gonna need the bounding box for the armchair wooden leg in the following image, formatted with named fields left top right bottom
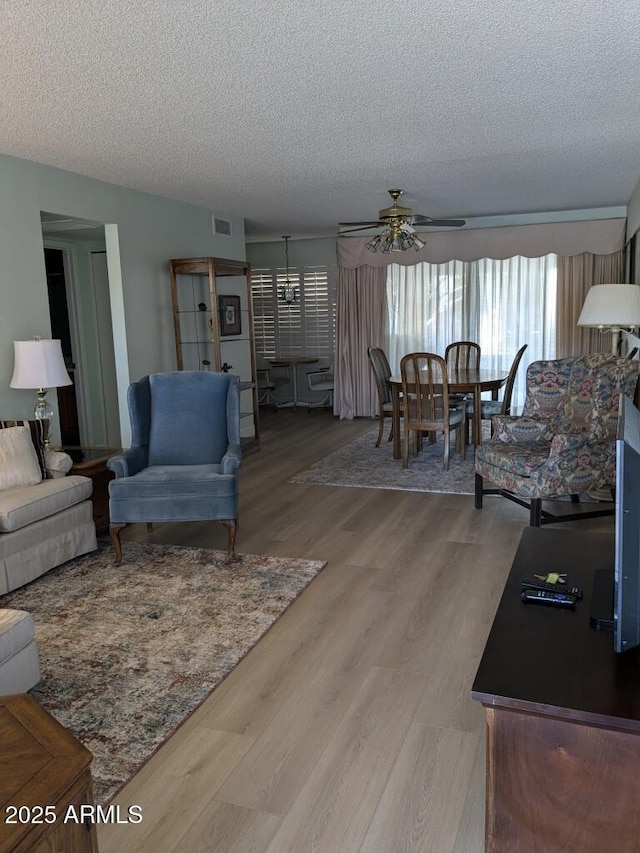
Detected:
left=570, top=494, right=580, bottom=504
left=530, top=499, right=542, bottom=527
left=109, top=523, right=126, bottom=565
left=220, top=520, right=237, bottom=559
left=146, top=522, right=154, bottom=531
left=475, top=473, right=484, bottom=509
left=375, top=413, right=385, bottom=447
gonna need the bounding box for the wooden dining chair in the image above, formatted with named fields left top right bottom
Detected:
left=367, top=346, right=395, bottom=446
left=445, top=341, right=481, bottom=370
left=465, top=344, right=528, bottom=441
left=400, top=352, right=466, bottom=470
left=444, top=340, right=482, bottom=413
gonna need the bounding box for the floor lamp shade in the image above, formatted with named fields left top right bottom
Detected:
left=577, top=284, right=640, bottom=354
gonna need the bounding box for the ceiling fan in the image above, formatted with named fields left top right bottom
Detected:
left=338, top=189, right=466, bottom=253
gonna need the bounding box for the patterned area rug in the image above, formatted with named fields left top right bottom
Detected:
left=287, top=424, right=476, bottom=494
left=1, top=541, right=326, bottom=804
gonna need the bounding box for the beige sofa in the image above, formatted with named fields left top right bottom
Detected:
left=0, top=609, right=40, bottom=693
left=0, top=422, right=97, bottom=595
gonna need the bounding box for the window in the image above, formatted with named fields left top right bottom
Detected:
left=251, top=265, right=336, bottom=359
left=386, top=256, right=557, bottom=408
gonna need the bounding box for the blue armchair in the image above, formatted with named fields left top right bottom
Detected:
left=107, top=371, right=242, bottom=563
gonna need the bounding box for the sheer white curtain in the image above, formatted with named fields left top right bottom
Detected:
left=386, top=256, right=557, bottom=409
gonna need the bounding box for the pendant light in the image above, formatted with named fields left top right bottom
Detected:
left=279, top=235, right=298, bottom=304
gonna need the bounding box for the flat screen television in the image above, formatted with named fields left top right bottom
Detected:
left=614, top=394, right=640, bottom=652
left=591, top=394, right=640, bottom=652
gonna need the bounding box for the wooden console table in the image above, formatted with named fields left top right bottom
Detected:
left=472, top=526, right=640, bottom=852
left=67, top=447, right=119, bottom=535
left=0, top=693, right=98, bottom=852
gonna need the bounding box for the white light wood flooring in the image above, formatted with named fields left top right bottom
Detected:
left=98, top=409, right=613, bottom=853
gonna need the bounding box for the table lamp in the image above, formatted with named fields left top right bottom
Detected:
left=10, top=338, right=72, bottom=448
left=577, top=284, right=640, bottom=354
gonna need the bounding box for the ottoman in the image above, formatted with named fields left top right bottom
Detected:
left=0, top=609, right=40, bottom=695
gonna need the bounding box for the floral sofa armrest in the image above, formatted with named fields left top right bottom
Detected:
left=44, top=449, right=73, bottom=479
left=492, top=414, right=556, bottom=444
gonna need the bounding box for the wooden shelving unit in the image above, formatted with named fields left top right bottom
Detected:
left=168, top=257, right=260, bottom=452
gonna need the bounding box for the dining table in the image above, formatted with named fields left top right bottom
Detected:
left=389, top=367, right=509, bottom=459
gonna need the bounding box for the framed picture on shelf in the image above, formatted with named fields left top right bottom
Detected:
left=218, top=294, right=242, bottom=335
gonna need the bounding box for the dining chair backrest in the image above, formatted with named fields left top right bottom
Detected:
left=400, top=352, right=450, bottom=428
left=500, top=344, right=528, bottom=415
left=445, top=341, right=481, bottom=370
left=368, top=346, right=392, bottom=405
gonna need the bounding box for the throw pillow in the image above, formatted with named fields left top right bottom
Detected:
left=0, top=426, right=43, bottom=491
left=0, top=419, right=48, bottom=478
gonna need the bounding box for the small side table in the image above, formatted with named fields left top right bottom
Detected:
left=66, top=447, right=119, bottom=535
left=0, top=693, right=98, bottom=852
left=268, top=358, right=318, bottom=410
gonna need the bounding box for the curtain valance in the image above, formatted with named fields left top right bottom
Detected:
left=337, top=218, right=626, bottom=268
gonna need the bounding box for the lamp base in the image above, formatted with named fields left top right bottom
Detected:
left=34, top=389, right=53, bottom=449
left=610, top=327, right=621, bottom=355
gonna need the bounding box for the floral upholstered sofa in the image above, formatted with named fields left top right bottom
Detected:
left=0, top=420, right=97, bottom=594
left=474, top=354, right=640, bottom=526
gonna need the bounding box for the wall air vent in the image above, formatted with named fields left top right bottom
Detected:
left=213, top=216, right=232, bottom=237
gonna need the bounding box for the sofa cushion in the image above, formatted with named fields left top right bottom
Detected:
left=0, top=420, right=48, bottom=478
left=0, top=475, right=92, bottom=533
left=0, top=609, right=35, bottom=663
left=0, top=426, right=43, bottom=491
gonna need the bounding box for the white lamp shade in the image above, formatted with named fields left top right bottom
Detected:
left=577, top=284, right=640, bottom=328
left=10, top=339, right=72, bottom=389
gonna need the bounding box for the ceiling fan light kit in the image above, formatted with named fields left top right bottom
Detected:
left=339, top=188, right=465, bottom=253
left=367, top=225, right=425, bottom=254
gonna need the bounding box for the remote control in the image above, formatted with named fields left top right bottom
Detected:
left=521, top=589, right=578, bottom=608
left=521, top=579, right=583, bottom=599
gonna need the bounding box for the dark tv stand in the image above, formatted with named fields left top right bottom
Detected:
left=472, top=527, right=640, bottom=852
left=590, top=566, right=615, bottom=631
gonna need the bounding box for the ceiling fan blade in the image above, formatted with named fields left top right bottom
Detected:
left=338, top=224, right=385, bottom=234
left=411, top=217, right=466, bottom=227
left=337, top=220, right=384, bottom=227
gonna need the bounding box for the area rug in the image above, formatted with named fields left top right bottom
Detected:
left=1, top=541, right=326, bottom=804
left=287, top=424, right=476, bottom=494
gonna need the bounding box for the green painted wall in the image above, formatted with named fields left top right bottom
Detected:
left=0, top=153, right=245, bottom=445
left=247, top=237, right=337, bottom=269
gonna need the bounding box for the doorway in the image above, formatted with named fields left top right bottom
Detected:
left=41, top=212, right=122, bottom=449
left=44, top=247, right=81, bottom=445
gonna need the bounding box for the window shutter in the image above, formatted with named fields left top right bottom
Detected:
left=251, top=265, right=336, bottom=360
left=251, top=269, right=277, bottom=358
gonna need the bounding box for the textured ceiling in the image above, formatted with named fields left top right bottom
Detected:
left=1, top=0, right=640, bottom=240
